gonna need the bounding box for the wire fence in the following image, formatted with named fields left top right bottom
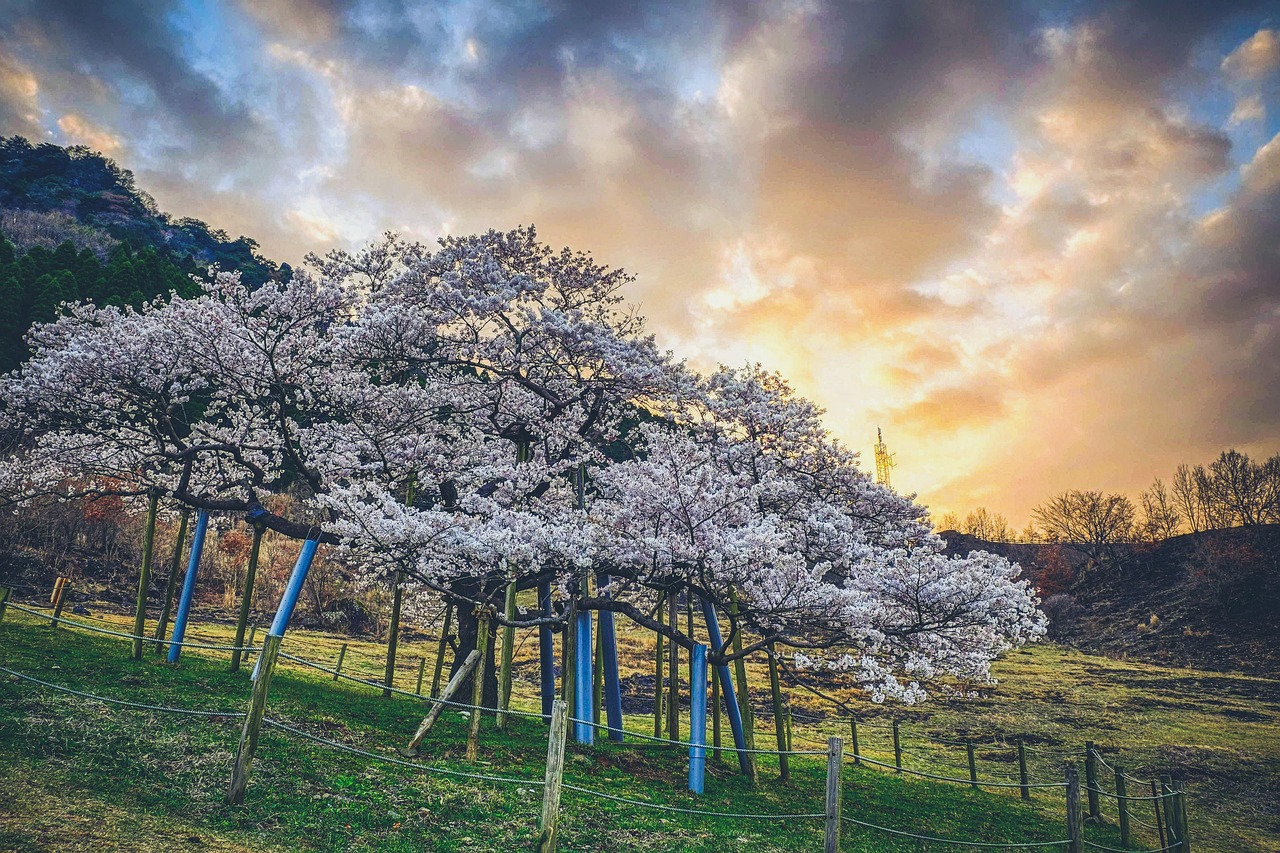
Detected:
left=1, top=598, right=1187, bottom=851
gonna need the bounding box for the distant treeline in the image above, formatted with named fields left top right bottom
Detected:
left=940, top=447, right=1280, bottom=549
left=0, top=136, right=287, bottom=373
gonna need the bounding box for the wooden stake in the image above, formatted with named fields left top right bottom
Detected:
left=333, top=643, right=347, bottom=681
left=1152, top=779, right=1167, bottom=851
left=415, top=656, right=427, bottom=696
left=467, top=613, right=490, bottom=760
left=728, top=590, right=757, bottom=784
left=1115, top=764, right=1130, bottom=848
left=131, top=492, right=159, bottom=659
left=230, top=522, right=264, bottom=673
left=892, top=719, right=902, bottom=771
left=1018, top=740, right=1030, bottom=800
left=537, top=700, right=568, bottom=853
left=766, top=642, right=789, bottom=781
left=383, top=572, right=403, bottom=698
left=226, top=634, right=281, bottom=804
left=1174, top=780, right=1190, bottom=853
left=153, top=508, right=190, bottom=654
left=824, top=736, right=844, bottom=853
left=0, top=586, right=10, bottom=622
left=404, top=649, right=481, bottom=754
left=430, top=603, right=453, bottom=699
left=497, top=578, right=517, bottom=729
left=1085, top=741, right=1101, bottom=823
left=667, top=592, right=679, bottom=740
left=711, top=664, right=722, bottom=762
left=653, top=592, right=664, bottom=738
left=50, top=579, right=68, bottom=629
left=850, top=719, right=861, bottom=764
left=1065, top=765, right=1083, bottom=853
left=967, top=742, right=978, bottom=789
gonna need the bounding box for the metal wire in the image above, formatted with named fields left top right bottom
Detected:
left=560, top=783, right=825, bottom=820
left=263, top=718, right=546, bottom=788
left=1086, top=784, right=1175, bottom=802
left=841, top=815, right=1070, bottom=848
left=0, top=664, right=246, bottom=717
left=1083, top=840, right=1181, bottom=852
left=853, top=753, right=1068, bottom=788
left=6, top=603, right=260, bottom=652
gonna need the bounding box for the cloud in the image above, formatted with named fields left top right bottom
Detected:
left=1222, top=28, right=1280, bottom=80
left=55, top=113, right=121, bottom=154
left=0, top=47, right=44, bottom=139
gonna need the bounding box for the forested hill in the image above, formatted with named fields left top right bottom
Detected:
left=0, top=136, right=285, bottom=373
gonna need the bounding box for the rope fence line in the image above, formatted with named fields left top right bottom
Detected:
left=1083, top=840, right=1182, bottom=853
left=853, top=753, right=1069, bottom=789
left=560, top=784, right=825, bottom=820
left=0, top=664, right=246, bottom=717
left=841, top=815, right=1071, bottom=849
left=1086, top=784, right=1174, bottom=803
left=5, top=602, right=261, bottom=653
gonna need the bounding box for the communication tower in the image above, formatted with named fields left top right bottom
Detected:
left=874, top=427, right=896, bottom=489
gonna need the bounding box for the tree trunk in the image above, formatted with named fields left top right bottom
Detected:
left=449, top=598, right=499, bottom=712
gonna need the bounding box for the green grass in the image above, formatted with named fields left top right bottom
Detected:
left=0, top=606, right=1133, bottom=852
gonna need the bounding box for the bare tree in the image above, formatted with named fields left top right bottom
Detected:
left=963, top=506, right=1013, bottom=542
left=1138, top=478, right=1182, bottom=542
left=1171, top=464, right=1204, bottom=533
left=1032, top=490, right=1135, bottom=570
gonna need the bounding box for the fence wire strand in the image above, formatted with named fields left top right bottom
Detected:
left=840, top=815, right=1070, bottom=848
left=0, top=664, right=246, bottom=717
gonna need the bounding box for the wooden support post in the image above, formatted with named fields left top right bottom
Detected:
left=701, top=598, right=751, bottom=777
left=383, top=572, right=403, bottom=698
left=226, top=633, right=282, bottom=804
left=131, top=492, right=159, bottom=659
left=593, top=611, right=604, bottom=727
left=154, top=508, right=190, bottom=654
left=562, top=600, right=576, bottom=719
left=230, top=522, right=264, bottom=673
left=1085, top=741, right=1101, bottom=823
left=711, top=666, right=721, bottom=762
left=167, top=509, right=210, bottom=663
left=245, top=626, right=257, bottom=665
left=1115, top=764, right=1130, bottom=849
left=653, top=593, right=664, bottom=738
left=824, top=736, right=844, bottom=853
left=892, top=719, right=903, bottom=771
left=0, top=586, right=9, bottom=622
left=1152, top=779, right=1167, bottom=851
left=728, top=592, right=757, bottom=784
left=1160, top=776, right=1180, bottom=851
left=333, top=643, right=348, bottom=681
left=538, top=582, right=555, bottom=720
left=850, top=719, right=861, bottom=765
left=667, top=593, right=679, bottom=741
left=467, top=614, right=490, bottom=760
left=537, top=699, right=568, bottom=853
left=1065, top=765, right=1083, bottom=853
left=785, top=707, right=793, bottom=753
left=967, top=742, right=978, bottom=789
left=415, top=656, right=427, bottom=696
left=404, top=649, right=481, bottom=754
left=50, top=578, right=68, bottom=628
left=1018, top=740, right=1030, bottom=800
left=497, top=578, right=517, bottom=729
left=1174, top=780, right=1190, bottom=853
left=431, top=603, right=453, bottom=699
left=767, top=642, right=789, bottom=781
left=688, top=643, right=707, bottom=794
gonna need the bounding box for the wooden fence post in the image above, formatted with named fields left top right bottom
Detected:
left=0, top=586, right=10, bottom=622
left=227, top=633, right=282, bottom=804
left=153, top=508, right=190, bottom=655
left=498, top=578, right=517, bottom=729
left=785, top=707, right=793, bottom=753
left=967, top=742, right=978, bottom=789
left=383, top=572, right=403, bottom=698
left=766, top=643, right=789, bottom=781
left=824, top=736, right=844, bottom=853
left=230, top=521, right=264, bottom=673
left=131, top=492, right=159, bottom=659
left=1174, top=780, right=1190, bottom=853
left=1085, top=741, right=1101, bottom=823
left=1115, top=764, right=1130, bottom=848
left=415, top=656, right=427, bottom=696
left=538, top=699, right=568, bottom=853
left=1152, top=779, right=1167, bottom=851
left=653, top=592, right=664, bottom=739
left=467, top=614, right=490, bottom=760
left=50, top=579, right=68, bottom=629
left=667, top=593, right=679, bottom=741
left=711, top=667, right=721, bottom=763
left=892, top=719, right=902, bottom=771
left=431, top=603, right=453, bottom=699
left=1018, top=740, right=1030, bottom=800
left=333, top=643, right=347, bottom=681
left=1065, top=765, right=1083, bottom=853
left=1161, top=775, right=1176, bottom=849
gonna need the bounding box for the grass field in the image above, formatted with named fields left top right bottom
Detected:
left=0, top=599, right=1275, bottom=851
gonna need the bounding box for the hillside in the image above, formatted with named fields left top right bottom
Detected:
left=0, top=137, right=283, bottom=372
left=942, top=526, right=1280, bottom=675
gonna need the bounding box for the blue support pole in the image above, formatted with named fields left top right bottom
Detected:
left=166, top=509, right=209, bottom=663
left=689, top=643, right=708, bottom=794
left=574, top=609, right=594, bottom=744
left=539, top=580, right=555, bottom=719
left=251, top=535, right=320, bottom=680
left=598, top=574, right=624, bottom=742
left=700, top=598, right=750, bottom=774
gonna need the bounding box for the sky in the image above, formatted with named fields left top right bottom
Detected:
left=2, top=0, right=1279, bottom=526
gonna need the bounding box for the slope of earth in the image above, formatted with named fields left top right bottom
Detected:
left=942, top=526, right=1280, bottom=676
